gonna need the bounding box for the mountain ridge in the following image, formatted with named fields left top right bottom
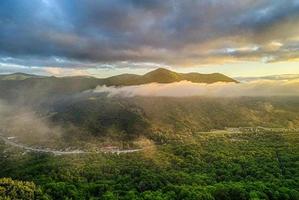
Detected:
left=0, top=68, right=238, bottom=102
left=0, top=68, right=237, bottom=85
left=103, top=68, right=238, bottom=86
left=0, top=72, right=44, bottom=80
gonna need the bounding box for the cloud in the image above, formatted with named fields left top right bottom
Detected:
left=0, top=0, right=299, bottom=68
left=237, top=74, right=299, bottom=82
left=93, top=80, right=299, bottom=97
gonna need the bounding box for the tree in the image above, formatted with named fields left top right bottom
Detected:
left=0, top=178, right=47, bottom=200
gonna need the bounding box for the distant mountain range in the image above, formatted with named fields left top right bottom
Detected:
left=0, top=72, right=43, bottom=80
left=0, top=68, right=237, bottom=84
left=103, top=68, right=237, bottom=85
left=0, top=68, right=237, bottom=103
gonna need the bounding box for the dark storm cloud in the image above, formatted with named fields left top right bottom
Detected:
left=0, top=0, right=299, bottom=70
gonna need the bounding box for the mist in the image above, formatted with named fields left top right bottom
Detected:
left=0, top=100, right=64, bottom=148
left=93, top=79, right=299, bottom=97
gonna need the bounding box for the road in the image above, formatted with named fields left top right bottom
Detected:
left=0, top=134, right=143, bottom=155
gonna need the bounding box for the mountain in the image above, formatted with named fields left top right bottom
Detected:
left=0, top=68, right=237, bottom=103
left=0, top=68, right=237, bottom=86
left=104, top=68, right=238, bottom=86
left=1, top=72, right=299, bottom=200
left=50, top=96, right=299, bottom=139
left=0, top=72, right=43, bottom=80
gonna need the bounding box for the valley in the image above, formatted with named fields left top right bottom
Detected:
left=0, top=133, right=143, bottom=155
left=2, top=126, right=296, bottom=156
left=2, top=1, right=299, bottom=199
left=1, top=125, right=298, bottom=199
left=0, top=71, right=298, bottom=199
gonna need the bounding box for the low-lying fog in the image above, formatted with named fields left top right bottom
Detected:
left=1, top=78, right=299, bottom=152
left=0, top=101, right=63, bottom=143
left=93, top=79, right=299, bottom=97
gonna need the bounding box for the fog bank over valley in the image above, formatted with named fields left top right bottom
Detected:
left=93, top=79, right=299, bottom=97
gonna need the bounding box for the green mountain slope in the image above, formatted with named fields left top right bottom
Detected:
left=50, top=96, right=299, bottom=140
left=104, top=68, right=237, bottom=86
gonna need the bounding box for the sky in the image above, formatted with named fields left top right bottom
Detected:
left=0, top=0, right=299, bottom=77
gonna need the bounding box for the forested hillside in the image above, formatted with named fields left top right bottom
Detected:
left=0, top=73, right=298, bottom=200
left=1, top=128, right=298, bottom=199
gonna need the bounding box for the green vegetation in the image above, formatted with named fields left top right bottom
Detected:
left=101, top=68, right=237, bottom=86
left=0, top=178, right=46, bottom=199
left=0, top=72, right=298, bottom=199
left=0, top=129, right=298, bottom=199
left=131, top=96, right=299, bottom=132
left=52, top=96, right=149, bottom=140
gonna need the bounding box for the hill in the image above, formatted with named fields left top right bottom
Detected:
left=0, top=68, right=237, bottom=86
left=0, top=76, right=101, bottom=104
left=49, top=96, right=299, bottom=141
left=0, top=71, right=298, bottom=200
left=0, top=68, right=237, bottom=103
left=0, top=72, right=43, bottom=80
left=1, top=95, right=299, bottom=200
left=104, top=68, right=237, bottom=86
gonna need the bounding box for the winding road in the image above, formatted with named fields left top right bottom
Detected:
left=0, top=134, right=142, bottom=155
